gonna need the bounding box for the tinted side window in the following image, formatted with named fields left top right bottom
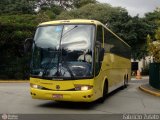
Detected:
left=95, top=25, right=103, bottom=76
left=104, top=29, right=111, bottom=52
left=97, top=25, right=103, bottom=45
left=104, top=29, right=130, bottom=59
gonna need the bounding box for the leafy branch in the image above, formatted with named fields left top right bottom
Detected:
left=147, top=28, right=160, bottom=63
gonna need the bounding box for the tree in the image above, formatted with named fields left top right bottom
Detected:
left=73, top=0, right=97, bottom=8
left=57, top=3, right=128, bottom=23
left=0, top=14, right=38, bottom=79
left=35, top=0, right=97, bottom=10
left=147, top=28, right=160, bottom=63
left=57, top=3, right=160, bottom=60
left=144, top=8, right=160, bottom=38
left=0, top=0, right=35, bottom=14
left=34, top=0, right=68, bottom=11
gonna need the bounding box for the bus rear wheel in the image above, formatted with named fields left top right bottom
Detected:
left=123, top=75, right=128, bottom=88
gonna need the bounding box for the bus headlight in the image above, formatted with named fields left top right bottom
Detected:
left=30, top=84, right=43, bottom=89
left=74, top=85, right=93, bottom=91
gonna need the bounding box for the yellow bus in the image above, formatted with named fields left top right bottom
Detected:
left=27, top=19, right=131, bottom=102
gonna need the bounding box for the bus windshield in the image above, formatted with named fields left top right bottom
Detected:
left=31, top=24, right=95, bottom=80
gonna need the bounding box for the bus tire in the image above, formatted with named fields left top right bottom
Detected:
left=98, top=81, right=108, bottom=103
left=123, top=75, right=128, bottom=88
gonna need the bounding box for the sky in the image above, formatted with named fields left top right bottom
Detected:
left=97, top=0, right=160, bottom=17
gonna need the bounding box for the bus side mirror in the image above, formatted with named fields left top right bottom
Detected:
left=24, top=38, right=33, bottom=53
left=99, top=48, right=105, bottom=61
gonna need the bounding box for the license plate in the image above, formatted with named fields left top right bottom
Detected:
left=52, top=94, right=63, bottom=99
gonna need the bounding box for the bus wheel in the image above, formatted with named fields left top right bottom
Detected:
left=98, top=81, right=108, bottom=103
left=123, top=75, right=128, bottom=88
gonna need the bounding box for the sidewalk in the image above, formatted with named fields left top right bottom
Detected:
left=139, top=84, right=160, bottom=97
left=131, top=76, right=160, bottom=97
left=131, top=76, right=149, bottom=81
left=0, top=80, right=29, bottom=83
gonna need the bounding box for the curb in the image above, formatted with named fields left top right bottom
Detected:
left=139, top=85, right=160, bottom=97
left=0, top=80, right=29, bottom=83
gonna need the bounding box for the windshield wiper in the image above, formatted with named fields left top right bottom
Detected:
left=41, top=49, right=75, bottom=79
left=56, top=25, right=78, bottom=79
left=62, top=59, right=75, bottom=79
left=42, top=49, right=59, bottom=77
left=42, top=57, right=54, bottom=78
left=42, top=25, right=79, bottom=79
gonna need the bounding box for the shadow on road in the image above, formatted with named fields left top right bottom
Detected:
left=38, top=101, right=99, bottom=110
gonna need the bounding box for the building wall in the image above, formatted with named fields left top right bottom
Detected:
left=131, top=56, right=153, bottom=72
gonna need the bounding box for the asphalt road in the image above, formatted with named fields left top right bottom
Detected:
left=0, top=79, right=160, bottom=114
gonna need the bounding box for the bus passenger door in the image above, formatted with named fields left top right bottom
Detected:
left=95, top=43, right=101, bottom=76
left=94, top=25, right=104, bottom=97
left=94, top=42, right=104, bottom=96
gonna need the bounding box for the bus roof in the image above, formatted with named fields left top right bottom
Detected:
left=38, top=19, right=101, bottom=26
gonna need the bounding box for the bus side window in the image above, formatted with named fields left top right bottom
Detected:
left=104, top=29, right=111, bottom=52
left=97, top=25, right=103, bottom=45
left=95, top=25, right=103, bottom=76
left=95, top=45, right=101, bottom=76
left=104, top=28, right=130, bottom=59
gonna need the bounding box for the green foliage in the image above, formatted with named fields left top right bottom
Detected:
left=57, top=3, right=127, bottom=23
left=39, top=3, right=65, bottom=18
left=73, top=0, right=97, bottom=8
left=147, top=28, right=160, bottom=63
left=0, top=0, right=98, bottom=17
left=0, top=1, right=159, bottom=79
left=57, top=3, right=155, bottom=59
left=36, top=11, right=51, bottom=23
left=0, top=14, right=37, bottom=79
left=0, top=14, right=38, bottom=25
left=50, top=5, right=64, bottom=16
left=0, top=14, right=38, bottom=47
left=0, top=0, right=35, bottom=14
left=37, top=0, right=73, bottom=10
left=155, top=28, right=160, bottom=40
left=141, top=64, right=149, bottom=75
left=146, top=10, right=160, bottom=62
left=144, top=8, right=160, bottom=38
left=125, top=16, right=154, bottom=60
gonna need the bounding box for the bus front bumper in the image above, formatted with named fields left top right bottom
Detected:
left=30, top=88, right=96, bottom=102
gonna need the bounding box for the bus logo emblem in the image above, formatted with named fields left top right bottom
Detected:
left=56, top=85, right=60, bottom=90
